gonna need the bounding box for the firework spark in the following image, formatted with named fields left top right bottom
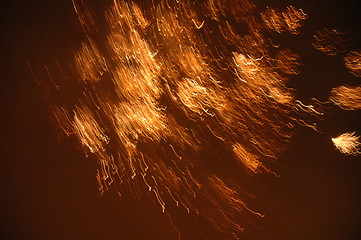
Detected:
left=330, top=85, right=361, bottom=110
left=312, top=28, right=350, bottom=55
left=261, top=6, right=307, bottom=34
left=344, top=50, right=361, bottom=77
left=332, top=132, right=361, bottom=155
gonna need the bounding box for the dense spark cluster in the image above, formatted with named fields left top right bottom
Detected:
left=42, top=0, right=323, bottom=238
left=332, top=132, right=361, bottom=156
left=330, top=85, right=361, bottom=110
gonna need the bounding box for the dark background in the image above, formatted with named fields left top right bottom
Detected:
left=2, top=0, right=361, bottom=239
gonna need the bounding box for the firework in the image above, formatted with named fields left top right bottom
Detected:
left=38, top=0, right=341, bottom=238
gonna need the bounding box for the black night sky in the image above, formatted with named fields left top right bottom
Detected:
left=2, top=0, right=361, bottom=239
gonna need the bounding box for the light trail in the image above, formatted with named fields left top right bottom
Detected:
left=344, top=50, right=361, bottom=77
left=312, top=28, right=350, bottom=55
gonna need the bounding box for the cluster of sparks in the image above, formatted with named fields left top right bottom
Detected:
left=332, top=132, right=361, bottom=156
left=39, top=0, right=361, bottom=238
left=330, top=85, right=361, bottom=110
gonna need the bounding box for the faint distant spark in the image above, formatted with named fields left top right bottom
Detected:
left=332, top=132, right=361, bottom=156
left=40, top=0, right=331, bottom=238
